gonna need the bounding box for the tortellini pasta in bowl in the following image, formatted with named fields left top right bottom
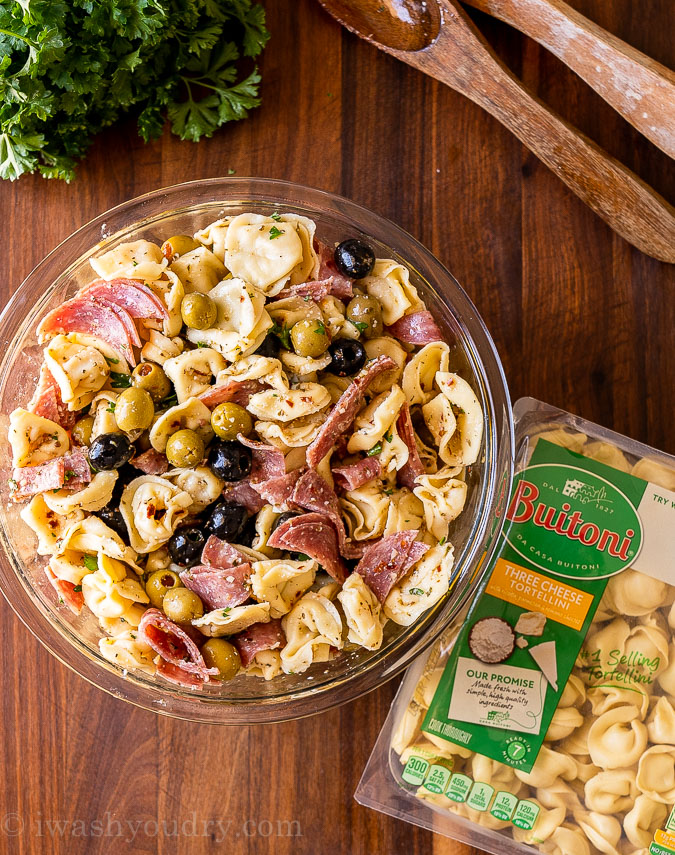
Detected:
left=0, top=181, right=510, bottom=723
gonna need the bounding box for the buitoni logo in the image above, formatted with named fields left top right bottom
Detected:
left=504, top=463, right=643, bottom=579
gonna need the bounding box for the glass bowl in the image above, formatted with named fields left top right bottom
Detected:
left=0, top=178, right=513, bottom=723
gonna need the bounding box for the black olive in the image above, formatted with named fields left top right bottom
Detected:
left=206, top=502, right=248, bottom=542
left=168, top=526, right=206, bottom=567
left=96, top=505, right=128, bottom=541
left=89, top=433, right=133, bottom=470
left=254, top=332, right=281, bottom=358
left=207, top=440, right=252, bottom=482
left=334, top=238, right=375, bottom=279
left=272, top=511, right=299, bottom=532
left=236, top=514, right=258, bottom=548
left=328, top=338, right=367, bottom=376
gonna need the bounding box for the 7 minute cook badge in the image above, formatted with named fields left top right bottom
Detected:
left=420, top=438, right=672, bottom=772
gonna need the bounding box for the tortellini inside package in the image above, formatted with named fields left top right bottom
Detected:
left=356, top=397, right=675, bottom=855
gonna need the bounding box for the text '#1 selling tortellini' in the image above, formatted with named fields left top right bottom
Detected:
left=356, top=398, right=675, bottom=855
left=8, top=213, right=484, bottom=689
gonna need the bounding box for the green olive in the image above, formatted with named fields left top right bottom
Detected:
left=211, top=402, right=253, bottom=441
left=201, top=638, right=241, bottom=681
left=161, top=234, right=200, bottom=261
left=346, top=294, right=383, bottom=339
left=290, top=318, right=329, bottom=358
left=132, top=362, right=171, bottom=402
left=72, top=415, right=94, bottom=446
left=181, top=293, right=217, bottom=330
left=163, top=587, right=204, bottom=622
left=166, top=428, right=205, bottom=468
left=114, top=387, right=155, bottom=432
left=145, top=569, right=182, bottom=608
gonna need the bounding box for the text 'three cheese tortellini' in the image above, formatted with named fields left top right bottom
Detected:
left=362, top=259, right=423, bottom=325
left=223, top=213, right=305, bottom=295
left=247, top=383, right=331, bottom=422
left=99, top=629, right=157, bottom=675
left=587, top=705, right=648, bottom=769
left=163, top=347, right=226, bottom=403
left=193, top=602, right=271, bottom=637
left=434, top=372, right=484, bottom=466
left=20, top=494, right=84, bottom=556
left=384, top=543, right=455, bottom=626
left=170, top=246, right=226, bottom=294
left=44, top=334, right=110, bottom=410
left=347, top=385, right=406, bottom=454
left=280, top=592, right=344, bottom=674
left=402, top=341, right=451, bottom=406
left=185, top=278, right=272, bottom=361
left=164, top=466, right=224, bottom=514
left=249, top=558, right=317, bottom=618
left=363, top=336, right=408, bottom=394
left=414, top=466, right=467, bottom=542
left=214, top=354, right=289, bottom=392
left=340, top=481, right=390, bottom=541
left=43, top=471, right=118, bottom=515
left=624, top=794, right=668, bottom=848
left=90, top=240, right=167, bottom=281
left=149, top=397, right=213, bottom=453
left=9, top=408, right=69, bottom=467
left=140, top=329, right=184, bottom=365
left=337, top=572, right=383, bottom=650
left=243, top=649, right=284, bottom=681
left=120, top=475, right=193, bottom=553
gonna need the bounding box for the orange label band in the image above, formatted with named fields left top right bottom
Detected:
left=655, top=830, right=675, bottom=849
left=485, top=559, right=593, bottom=631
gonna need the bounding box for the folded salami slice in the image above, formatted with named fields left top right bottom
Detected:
left=79, top=278, right=168, bottom=319
left=316, top=241, right=354, bottom=300
left=44, top=565, right=84, bottom=614
left=252, top=468, right=304, bottom=508
left=306, top=355, right=397, bottom=467
left=12, top=447, right=90, bottom=501
left=385, top=311, right=443, bottom=345
left=237, top=434, right=286, bottom=481
left=155, top=659, right=206, bottom=688
left=201, top=535, right=251, bottom=569
left=222, top=478, right=266, bottom=513
left=396, top=402, right=425, bottom=490
left=180, top=564, right=252, bottom=610
left=199, top=379, right=266, bottom=409
left=37, top=295, right=139, bottom=365
left=28, top=364, right=77, bottom=430
left=139, top=608, right=218, bottom=682
left=356, top=531, right=429, bottom=603
left=233, top=618, right=285, bottom=667
left=332, top=457, right=382, bottom=491
left=276, top=278, right=333, bottom=302
left=268, top=512, right=348, bottom=583
left=131, top=448, right=169, bottom=475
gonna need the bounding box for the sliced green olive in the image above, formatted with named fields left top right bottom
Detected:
left=161, top=234, right=200, bottom=261
left=114, top=387, right=155, bottom=432
left=162, top=587, right=204, bottom=622
left=131, top=362, right=171, bottom=402
left=346, top=294, right=383, bottom=339
left=166, top=428, right=205, bottom=468
left=181, top=293, right=217, bottom=330
left=211, top=402, right=253, bottom=441
left=290, top=318, right=329, bottom=358
left=72, top=415, right=94, bottom=446
left=145, top=569, right=182, bottom=608
left=201, top=639, right=241, bottom=681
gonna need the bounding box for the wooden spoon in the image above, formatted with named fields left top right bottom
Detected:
left=317, top=0, right=675, bottom=263
left=463, top=0, right=675, bottom=159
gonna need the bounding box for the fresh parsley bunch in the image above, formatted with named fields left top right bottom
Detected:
left=0, top=0, right=269, bottom=181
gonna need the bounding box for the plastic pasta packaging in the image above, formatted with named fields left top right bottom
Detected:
left=356, top=397, right=675, bottom=855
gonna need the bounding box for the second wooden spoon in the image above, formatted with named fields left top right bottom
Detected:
left=318, top=0, right=675, bottom=263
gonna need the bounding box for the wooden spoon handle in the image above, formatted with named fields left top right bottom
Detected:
left=463, top=0, right=675, bottom=159
left=394, top=2, right=675, bottom=262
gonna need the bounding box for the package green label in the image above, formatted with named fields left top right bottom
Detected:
left=491, top=791, right=518, bottom=821
left=466, top=782, right=494, bottom=811
left=401, top=755, right=429, bottom=786
left=422, top=764, right=451, bottom=794
left=421, top=440, right=666, bottom=771
left=446, top=774, right=472, bottom=802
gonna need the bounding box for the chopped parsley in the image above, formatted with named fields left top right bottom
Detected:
left=269, top=225, right=284, bottom=240
left=158, top=392, right=178, bottom=410
left=227, top=168, right=236, bottom=175
left=104, top=356, right=119, bottom=366
left=106, top=402, right=116, bottom=414
left=270, top=211, right=282, bottom=222
left=409, top=588, right=425, bottom=596
left=110, top=372, right=132, bottom=389
left=439, top=536, right=446, bottom=545
left=64, top=469, right=76, bottom=482
left=352, top=320, right=368, bottom=334
left=196, top=341, right=209, bottom=348
left=73, top=585, right=82, bottom=593
left=221, top=608, right=232, bottom=617
left=314, top=320, right=327, bottom=336
left=383, top=488, right=394, bottom=496
left=271, top=321, right=292, bottom=350
left=384, top=431, right=393, bottom=443
left=8, top=478, right=17, bottom=490
left=366, top=442, right=382, bottom=457
left=295, top=554, right=310, bottom=561
left=83, top=554, right=98, bottom=573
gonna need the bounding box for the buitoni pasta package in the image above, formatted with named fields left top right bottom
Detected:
left=357, top=397, right=675, bottom=855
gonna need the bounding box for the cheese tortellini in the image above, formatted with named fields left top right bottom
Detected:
left=44, top=334, right=110, bottom=410
left=163, top=347, right=226, bottom=402
left=120, top=476, right=192, bottom=553
left=337, top=572, right=383, bottom=650
left=280, top=593, right=343, bottom=674
left=9, top=408, right=69, bottom=467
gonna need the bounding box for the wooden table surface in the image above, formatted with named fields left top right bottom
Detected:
left=1, top=1, right=673, bottom=853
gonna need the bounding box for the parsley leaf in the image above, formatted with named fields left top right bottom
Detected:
left=270, top=211, right=281, bottom=221
left=314, top=320, right=327, bottom=336
left=106, top=402, right=116, bottom=414
left=367, top=442, right=383, bottom=457
left=110, top=372, right=132, bottom=389
left=409, top=588, right=425, bottom=596
left=269, top=225, right=283, bottom=240
left=271, top=321, right=291, bottom=350
left=352, top=320, right=369, bottom=334
left=83, top=554, right=98, bottom=573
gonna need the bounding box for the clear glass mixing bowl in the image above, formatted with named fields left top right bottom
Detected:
left=0, top=178, right=513, bottom=723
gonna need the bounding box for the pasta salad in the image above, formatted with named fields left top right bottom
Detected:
left=8, top=211, right=483, bottom=688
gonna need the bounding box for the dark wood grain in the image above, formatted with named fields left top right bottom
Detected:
left=0, top=1, right=673, bottom=853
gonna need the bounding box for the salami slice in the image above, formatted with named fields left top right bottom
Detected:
left=201, top=535, right=251, bottom=569
left=79, top=278, right=168, bottom=320
left=131, top=448, right=169, bottom=475
left=385, top=311, right=443, bottom=345
left=28, top=365, right=77, bottom=430
left=251, top=468, right=304, bottom=508
left=276, top=278, right=334, bottom=302
left=199, top=379, right=266, bottom=409
left=180, top=564, right=252, bottom=610
left=332, top=458, right=381, bottom=491
left=13, top=458, right=66, bottom=501
left=222, top=479, right=266, bottom=513
left=233, top=619, right=285, bottom=667
left=356, top=531, right=429, bottom=602
left=306, top=355, right=397, bottom=467
left=139, top=608, right=217, bottom=681
left=45, top=565, right=84, bottom=614
left=396, top=402, right=425, bottom=490
left=316, top=241, right=354, bottom=300
left=237, top=435, right=286, bottom=481
left=268, top=512, right=348, bottom=583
